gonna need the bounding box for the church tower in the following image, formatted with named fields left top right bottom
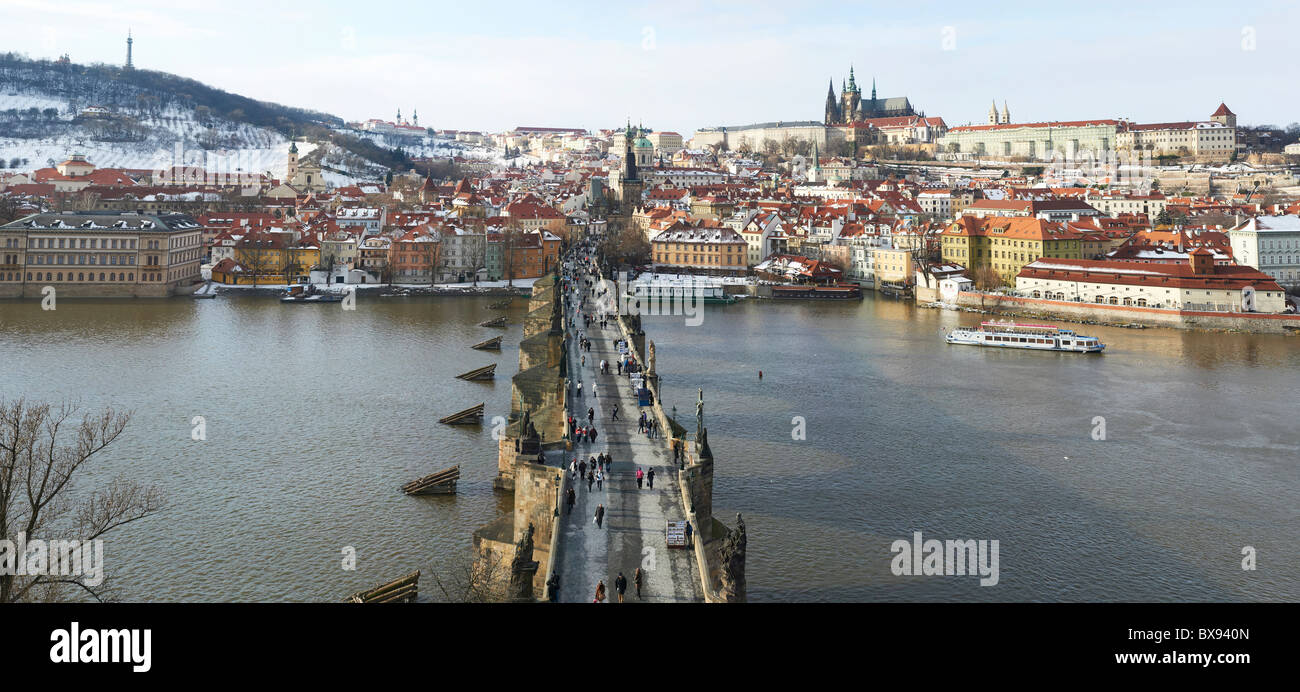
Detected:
left=842, top=67, right=861, bottom=123
left=1211, top=103, right=1236, bottom=129
left=287, top=140, right=299, bottom=183
left=988, top=100, right=999, bottom=125
left=824, top=79, right=840, bottom=125
left=1001, top=101, right=1010, bottom=125
left=619, top=122, right=644, bottom=210
left=413, top=109, right=419, bottom=128
left=125, top=30, right=134, bottom=70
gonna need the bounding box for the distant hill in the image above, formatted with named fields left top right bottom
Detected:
left=0, top=53, right=442, bottom=180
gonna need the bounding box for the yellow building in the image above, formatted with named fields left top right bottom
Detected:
left=873, top=247, right=915, bottom=286
left=651, top=223, right=748, bottom=275
left=941, top=215, right=1084, bottom=283
left=227, top=230, right=307, bottom=283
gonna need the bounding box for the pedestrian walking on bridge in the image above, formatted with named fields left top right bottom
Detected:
left=634, top=567, right=644, bottom=599
left=595, top=503, right=606, bottom=529
left=647, top=467, right=655, bottom=489
left=615, top=572, right=627, bottom=603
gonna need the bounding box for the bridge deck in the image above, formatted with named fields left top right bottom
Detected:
left=552, top=277, right=702, bottom=603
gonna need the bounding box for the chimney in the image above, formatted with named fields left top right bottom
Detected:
left=1189, top=247, right=1213, bottom=275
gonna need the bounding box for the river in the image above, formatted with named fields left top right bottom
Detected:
left=1, top=293, right=1296, bottom=601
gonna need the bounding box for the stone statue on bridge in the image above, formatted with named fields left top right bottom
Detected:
left=508, top=522, right=539, bottom=602
left=695, top=388, right=712, bottom=460
left=717, top=513, right=747, bottom=602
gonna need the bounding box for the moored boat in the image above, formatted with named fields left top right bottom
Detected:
left=770, top=283, right=863, bottom=300
left=945, top=320, right=1105, bottom=353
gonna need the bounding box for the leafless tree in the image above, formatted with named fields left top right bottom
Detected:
left=236, top=237, right=275, bottom=287
left=0, top=196, right=23, bottom=224
left=422, top=236, right=442, bottom=286
left=0, top=399, right=164, bottom=603
left=466, top=236, right=486, bottom=286
left=429, top=546, right=511, bottom=603
left=971, top=263, right=1004, bottom=291
left=501, top=221, right=527, bottom=288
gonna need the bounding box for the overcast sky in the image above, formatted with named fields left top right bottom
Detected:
left=5, top=0, right=1297, bottom=135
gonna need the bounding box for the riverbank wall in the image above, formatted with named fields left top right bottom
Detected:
left=951, top=291, right=1300, bottom=334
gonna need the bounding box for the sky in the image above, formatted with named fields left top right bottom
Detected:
left=4, top=0, right=1299, bottom=136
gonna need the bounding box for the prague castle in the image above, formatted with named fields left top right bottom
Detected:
left=824, top=66, right=916, bottom=125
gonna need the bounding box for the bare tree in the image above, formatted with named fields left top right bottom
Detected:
left=429, top=547, right=511, bottom=603
left=466, top=235, right=486, bottom=286
left=0, top=196, right=23, bottom=224
left=971, top=263, right=1004, bottom=291
left=598, top=223, right=651, bottom=268
left=424, top=238, right=442, bottom=286
left=0, top=399, right=164, bottom=603
left=501, top=221, right=527, bottom=288
left=235, top=235, right=278, bottom=288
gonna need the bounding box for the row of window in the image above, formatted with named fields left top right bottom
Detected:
left=31, top=237, right=136, bottom=249
left=3, top=271, right=186, bottom=283
left=655, top=253, right=745, bottom=265
left=30, top=254, right=137, bottom=266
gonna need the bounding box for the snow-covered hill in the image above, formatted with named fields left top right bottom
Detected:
left=0, top=55, right=507, bottom=185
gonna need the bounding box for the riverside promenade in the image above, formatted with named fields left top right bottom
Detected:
left=553, top=265, right=702, bottom=603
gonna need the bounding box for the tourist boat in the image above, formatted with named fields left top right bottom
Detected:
left=770, top=283, right=863, bottom=300
left=945, top=321, right=1106, bottom=353
left=627, top=283, right=737, bottom=304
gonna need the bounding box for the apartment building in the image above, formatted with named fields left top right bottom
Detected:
left=1, top=211, right=203, bottom=297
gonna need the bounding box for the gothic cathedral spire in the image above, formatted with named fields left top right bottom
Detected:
left=824, top=78, right=841, bottom=125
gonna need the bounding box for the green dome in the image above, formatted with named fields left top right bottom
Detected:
left=633, top=137, right=653, bottom=148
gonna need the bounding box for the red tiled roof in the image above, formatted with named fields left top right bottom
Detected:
left=1019, top=257, right=1281, bottom=292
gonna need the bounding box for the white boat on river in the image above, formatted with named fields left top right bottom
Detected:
left=945, top=321, right=1106, bottom=353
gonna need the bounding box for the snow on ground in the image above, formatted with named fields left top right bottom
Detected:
left=0, top=103, right=297, bottom=176
left=0, top=86, right=335, bottom=177
left=0, top=92, right=71, bottom=115
left=321, top=169, right=362, bottom=188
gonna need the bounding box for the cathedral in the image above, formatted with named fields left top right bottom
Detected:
left=823, top=67, right=916, bottom=125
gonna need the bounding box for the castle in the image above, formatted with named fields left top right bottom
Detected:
left=823, top=66, right=916, bottom=125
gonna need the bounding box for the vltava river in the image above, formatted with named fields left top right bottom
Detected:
left=1, top=294, right=1296, bottom=601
